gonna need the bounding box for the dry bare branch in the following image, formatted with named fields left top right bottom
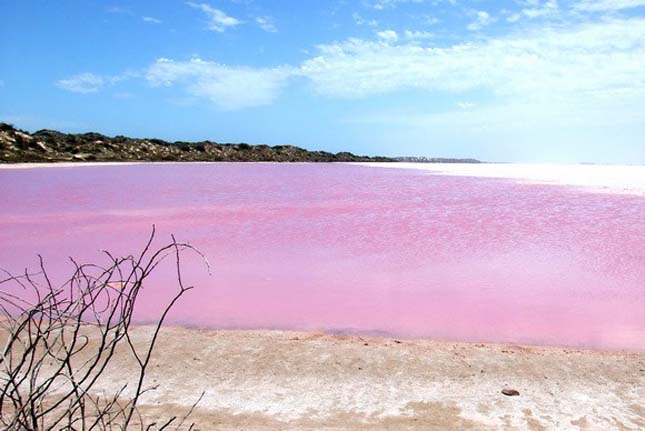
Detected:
left=0, top=226, right=207, bottom=430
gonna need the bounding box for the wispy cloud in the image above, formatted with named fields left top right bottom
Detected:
left=522, top=0, right=559, bottom=18
left=404, top=30, right=434, bottom=40
left=423, top=15, right=440, bottom=25
left=572, top=0, right=645, bottom=10
left=352, top=13, right=379, bottom=26
left=56, top=73, right=106, bottom=94
left=467, top=10, right=494, bottom=31
left=506, top=1, right=559, bottom=23
left=106, top=6, right=133, bottom=15
left=142, top=16, right=162, bottom=24
left=56, top=72, right=136, bottom=94
left=145, top=57, right=293, bottom=110
left=256, top=16, right=277, bottom=32
left=186, top=2, right=242, bottom=32
left=457, top=101, right=475, bottom=110
left=366, top=0, right=425, bottom=10
left=376, top=30, right=398, bottom=42
left=299, top=17, right=645, bottom=104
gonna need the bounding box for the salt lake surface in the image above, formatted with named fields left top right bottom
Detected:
left=1, top=162, right=644, bottom=350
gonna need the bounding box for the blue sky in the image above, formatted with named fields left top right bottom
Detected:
left=1, top=0, right=644, bottom=163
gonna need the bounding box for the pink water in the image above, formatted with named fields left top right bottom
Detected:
left=1, top=163, right=644, bottom=350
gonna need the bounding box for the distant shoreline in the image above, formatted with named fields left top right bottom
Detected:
left=2, top=160, right=644, bottom=196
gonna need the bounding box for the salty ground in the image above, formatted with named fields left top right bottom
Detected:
left=106, top=326, right=644, bottom=431
left=356, top=162, right=645, bottom=196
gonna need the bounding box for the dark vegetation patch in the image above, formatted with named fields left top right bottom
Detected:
left=0, top=123, right=394, bottom=163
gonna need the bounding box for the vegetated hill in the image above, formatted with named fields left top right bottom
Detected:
left=395, top=156, right=482, bottom=163
left=0, top=123, right=394, bottom=163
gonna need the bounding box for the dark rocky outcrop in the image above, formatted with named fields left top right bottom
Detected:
left=0, top=123, right=394, bottom=163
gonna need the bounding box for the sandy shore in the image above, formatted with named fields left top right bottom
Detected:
left=0, top=161, right=169, bottom=169
left=87, top=326, right=645, bottom=430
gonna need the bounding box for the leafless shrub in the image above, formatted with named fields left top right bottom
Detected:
left=0, top=226, right=208, bottom=430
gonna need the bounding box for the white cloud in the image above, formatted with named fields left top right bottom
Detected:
left=299, top=17, right=645, bottom=105
left=57, top=16, right=645, bottom=120
left=467, top=10, right=493, bottom=31
left=142, top=16, right=162, bottom=24
left=573, top=0, right=645, bottom=10
left=505, top=1, right=559, bottom=22
left=186, top=2, right=242, bottom=32
left=256, top=16, right=277, bottom=32
left=404, top=30, right=434, bottom=40
left=376, top=30, right=399, bottom=42
left=56, top=73, right=105, bottom=94
left=522, top=0, right=559, bottom=18
left=145, top=57, right=293, bottom=110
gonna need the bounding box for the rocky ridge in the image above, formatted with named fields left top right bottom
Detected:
left=0, top=123, right=393, bottom=163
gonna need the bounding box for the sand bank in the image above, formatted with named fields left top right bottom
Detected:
left=0, top=161, right=163, bottom=169
left=92, top=326, right=645, bottom=430
left=356, top=162, right=645, bottom=196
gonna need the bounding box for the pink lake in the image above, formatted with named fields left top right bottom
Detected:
left=1, top=163, right=644, bottom=351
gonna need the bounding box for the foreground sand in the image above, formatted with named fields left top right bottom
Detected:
left=94, top=326, right=645, bottom=431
